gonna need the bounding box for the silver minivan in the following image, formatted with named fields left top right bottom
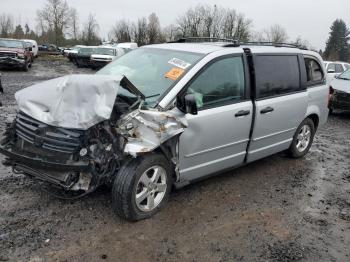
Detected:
left=0, top=39, right=329, bottom=221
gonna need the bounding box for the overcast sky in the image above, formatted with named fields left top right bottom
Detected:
left=2, top=0, right=349, bottom=50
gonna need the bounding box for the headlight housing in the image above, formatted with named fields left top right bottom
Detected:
left=17, top=53, right=25, bottom=59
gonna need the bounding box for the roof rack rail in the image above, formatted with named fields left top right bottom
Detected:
left=168, top=37, right=308, bottom=50
left=240, top=41, right=307, bottom=49
left=168, top=37, right=240, bottom=47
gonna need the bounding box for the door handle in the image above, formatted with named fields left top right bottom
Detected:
left=235, top=110, right=250, bottom=117
left=260, top=107, right=274, bottom=114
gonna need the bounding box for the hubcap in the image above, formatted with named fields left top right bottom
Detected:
left=296, top=125, right=311, bottom=152
left=135, top=165, right=167, bottom=212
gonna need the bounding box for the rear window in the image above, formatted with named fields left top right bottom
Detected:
left=335, top=64, right=344, bottom=73
left=327, top=63, right=344, bottom=73
left=255, top=55, right=301, bottom=98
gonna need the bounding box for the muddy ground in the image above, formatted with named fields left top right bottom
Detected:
left=0, top=59, right=349, bottom=262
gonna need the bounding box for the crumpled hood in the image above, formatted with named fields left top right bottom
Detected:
left=15, top=74, right=122, bottom=129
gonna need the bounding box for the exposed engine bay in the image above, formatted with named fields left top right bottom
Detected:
left=0, top=74, right=187, bottom=197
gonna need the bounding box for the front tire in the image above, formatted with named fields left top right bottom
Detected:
left=287, top=118, right=315, bottom=158
left=22, top=60, right=29, bottom=71
left=112, top=154, right=173, bottom=221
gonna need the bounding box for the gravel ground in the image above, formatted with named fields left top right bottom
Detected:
left=0, top=59, right=349, bottom=262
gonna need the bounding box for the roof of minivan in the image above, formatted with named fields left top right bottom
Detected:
left=144, top=42, right=320, bottom=57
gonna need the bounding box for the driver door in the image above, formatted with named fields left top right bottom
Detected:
left=178, top=55, right=253, bottom=182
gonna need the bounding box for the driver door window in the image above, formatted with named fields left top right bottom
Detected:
left=186, top=56, right=245, bottom=109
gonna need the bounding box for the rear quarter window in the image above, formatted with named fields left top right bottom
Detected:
left=255, top=55, right=301, bottom=98
left=304, top=57, right=324, bottom=86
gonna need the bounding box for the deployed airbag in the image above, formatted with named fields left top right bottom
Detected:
left=15, top=74, right=122, bottom=129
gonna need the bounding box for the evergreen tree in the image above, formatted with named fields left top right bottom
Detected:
left=13, top=24, right=24, bottom=39
left=324, top=19, right=350, bottom=61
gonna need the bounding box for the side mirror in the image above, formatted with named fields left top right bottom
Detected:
left=327, top=69, right=335, bottom=73
left=184, top=94, right=198, bottom=115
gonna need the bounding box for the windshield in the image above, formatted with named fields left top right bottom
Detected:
left=0, top=39, right=24, bottom=49
left=97, top=48, right=204, bottom=105
left=79, top=48, right=95, bottom=54
left=338, top=69, right=350, bottom=80
left=95, top=48, right=115, bottom=56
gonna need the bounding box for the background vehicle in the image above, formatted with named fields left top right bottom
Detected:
left=22, top=39, right=38, bottom=58
left=116, top=42, right=138, bottom=53
left=23, top=41, right=34, bottom=62
left=324, top=61, right=350, bottom=81
left=0, top=38, right=32, bottom=71
left=90, top=46, right=126, bottom=69
left=74, top=46, right=97, bottom=67
left=329, top=68, right=350, bottom=113
left=0, top=40, right=329, bottom=221
left=65, top=45, right=85, bottom=62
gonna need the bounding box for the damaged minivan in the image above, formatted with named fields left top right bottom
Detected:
left=0, top=39, right=329, bottom=221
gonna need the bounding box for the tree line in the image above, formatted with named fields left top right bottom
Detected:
left=0, top=0, right=349, bottom=62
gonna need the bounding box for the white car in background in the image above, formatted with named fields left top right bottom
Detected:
left=22, top=39, right=38, bottom=57
left=90, top=46, right=126, bottom=69
left=324, top=61, right=350, bottom=81
left=116, top=42, right=138, bottom=53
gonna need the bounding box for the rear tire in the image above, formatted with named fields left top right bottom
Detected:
left=287, top=118, right=315, bottom=158
left=111, top=154, right=173, bottom=221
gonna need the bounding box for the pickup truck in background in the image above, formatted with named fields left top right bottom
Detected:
left=0, top=38, right=32, bottom=71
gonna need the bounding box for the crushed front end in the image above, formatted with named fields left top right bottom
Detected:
left=0, top=111, right=124, bottom=193
left=0, top=51, right=26, bottom=69
left=0, top=74, right=187, bottom=196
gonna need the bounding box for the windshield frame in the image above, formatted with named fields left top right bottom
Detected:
left=97, top=47, right=206, bottom=108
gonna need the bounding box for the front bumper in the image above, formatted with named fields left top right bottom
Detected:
left=330, top=91, right=350, bottom=111
left=0, top=57, right=25, bottom=67
left=0, top=144, right=90, bottom=171
left=90, top=60, right=110, bottom=68
left=0, top=143, right=90, bottom=188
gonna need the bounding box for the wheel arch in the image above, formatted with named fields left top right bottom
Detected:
left=305, top=105, right=321, bottom=130
left=306, top=113, right=319, bottom=130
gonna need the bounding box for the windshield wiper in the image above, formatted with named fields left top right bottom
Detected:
left=145, top=93, right=160, bottom=99
left=337, top=77, right=350, bottom=81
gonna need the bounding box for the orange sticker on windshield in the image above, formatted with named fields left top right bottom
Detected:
left=165, top=67, right=185, bottom=80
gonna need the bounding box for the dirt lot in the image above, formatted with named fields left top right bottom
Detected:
left=0, top=59, right=349, bottom=262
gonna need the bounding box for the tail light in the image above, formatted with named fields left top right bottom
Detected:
left=328, top=86, right=334, bottom=108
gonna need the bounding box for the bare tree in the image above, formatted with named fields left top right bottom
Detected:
left=263, top=24, right=288, bottom=42
left=175, top=4, right=251, bottom=41
left=162, top=24, right=181, bottom=42
left=132, top=17, right=148, bottom=46
left=147, top=13, right=162, bottom=44
left=0, top=13, right=14, bottom=37
left=110, top=19, right=132, bottom=43
left=81, top=13, right=100, bottom=45
left=69, top=8, right=79, bottom=40
left=36, top=0, right=72, bottom=46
